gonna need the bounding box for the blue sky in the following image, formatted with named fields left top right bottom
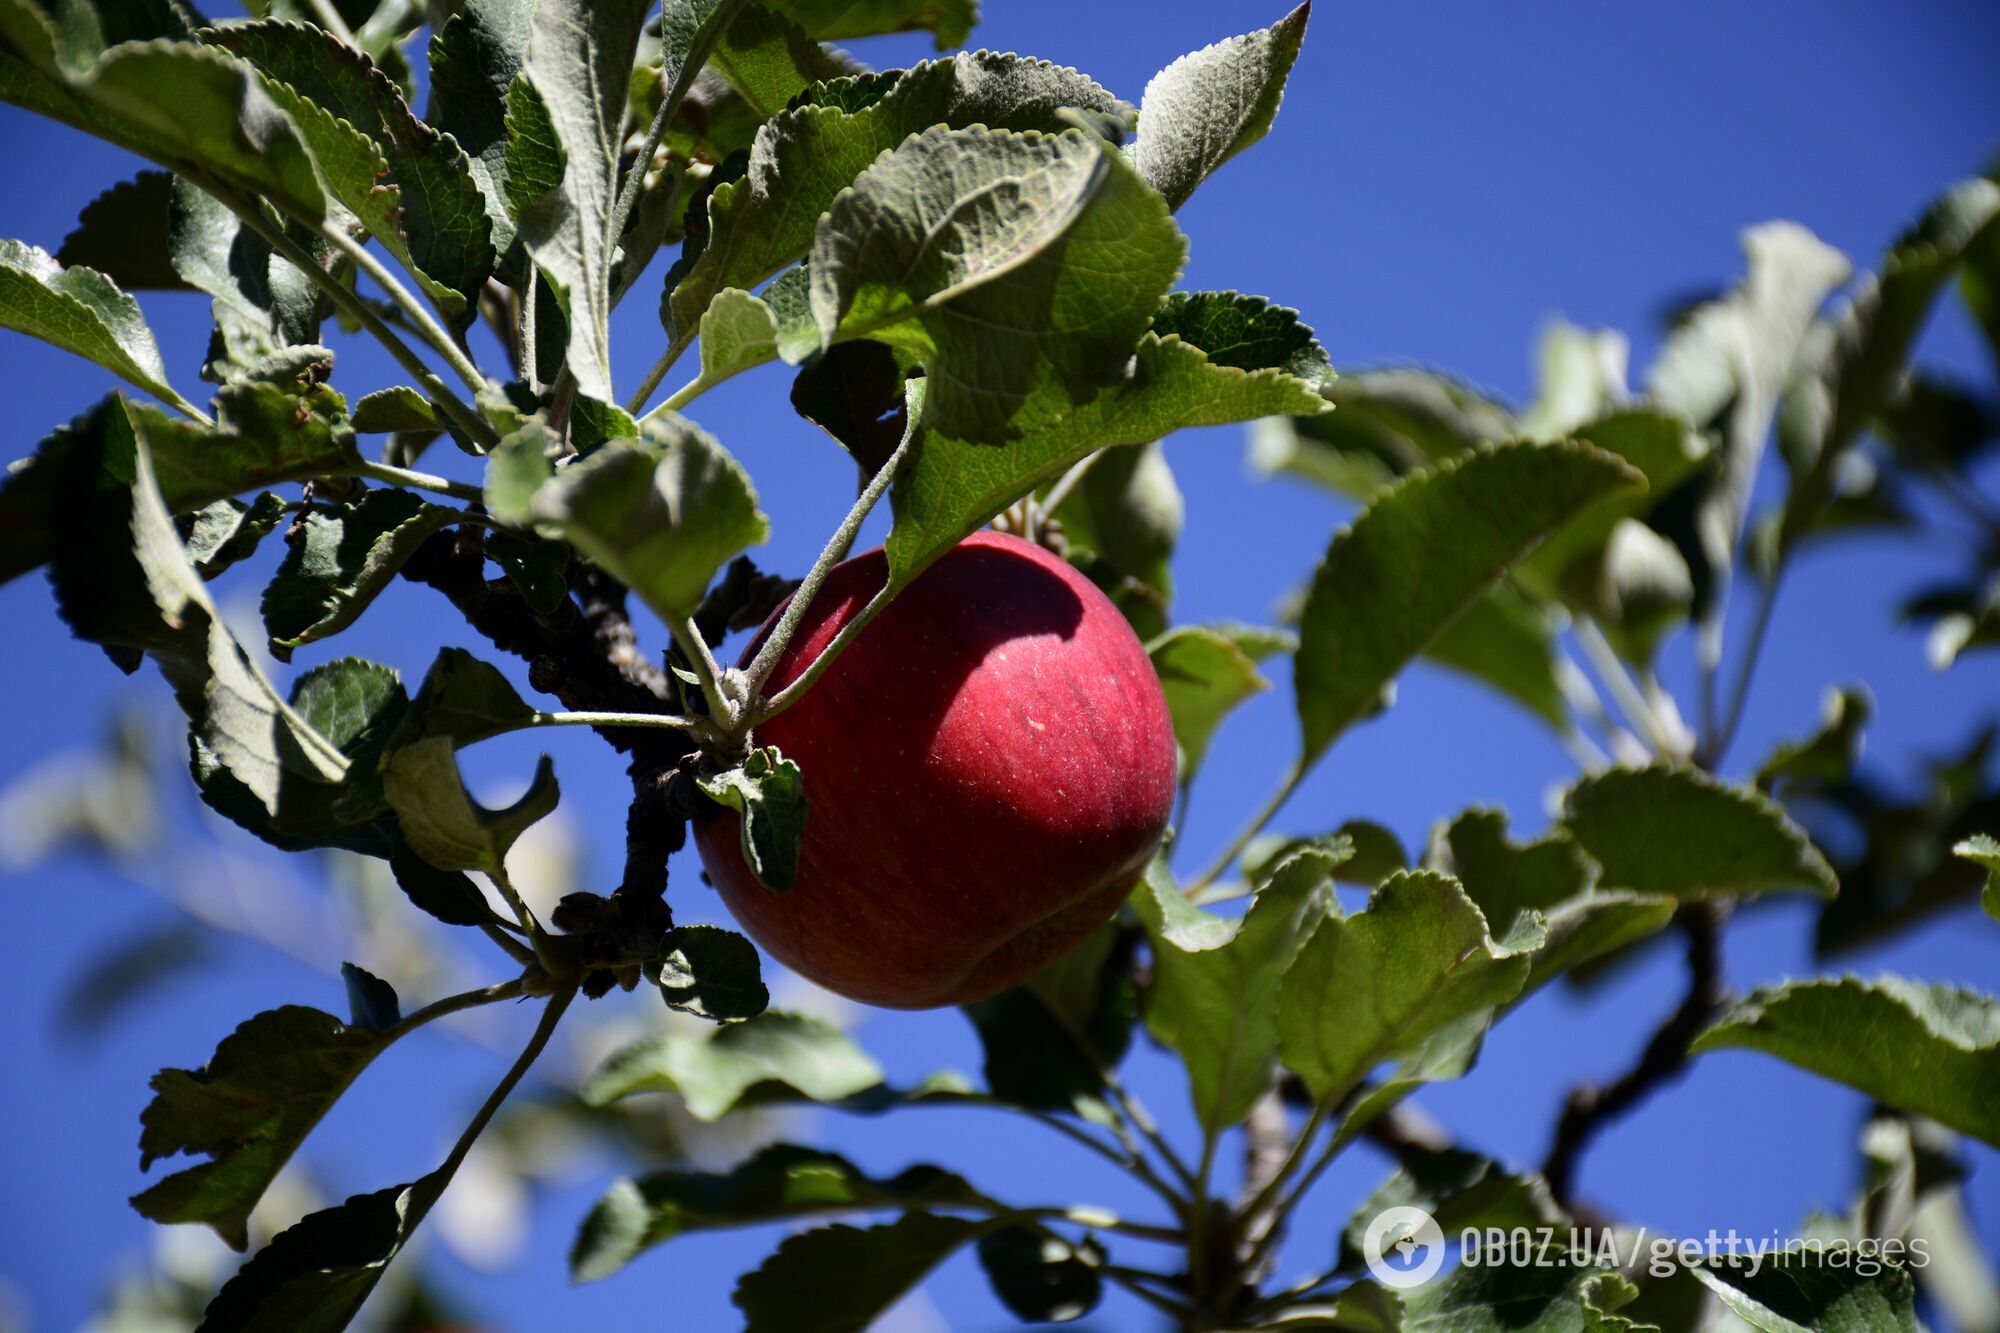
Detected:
left=2, top=1, right=1998, bottom=1329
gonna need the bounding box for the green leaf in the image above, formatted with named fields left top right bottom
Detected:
left=1150, top=288, right=1334, bottom=385
left=1693, top=976, right=2000, bottom=1148
left=388, top=838, right=499, bottom=926
left=1780, top=179, right=2000, bottom=552
left=1561, top=764, right=1838, bottom=899
left=1427, top=808, right=1595, bottom=936
left=133, top=1005, right=386, bottom=1250
left=1136, top=846, right=1339, bottom=1129
left=1250, top=368, right=1516, bottom=499
left=1514, top=409, right=1709, bottom=597
left=485, top=528, right=570, bottom=614
left=482, top=419, right=562, bottom=525
left=1646, top=221, right=1850, bottom=622
left=977, top=1226, right=1104, bottom=1324
left=57, top=169, right=184, bottom=290
left=811, top=125, right=1183, bottom=444
left=888, top=330, right=1326, bottom=587
left=1955, top=835, right=2000, bottom=923
left=1055, top=439, right=1184, bottom=635
left=350, top=387, right=440, bottom=433
left=1279, top=870, right=1541, bottom=1102
left=733, top=1214, right=985, bottom=1333
left=162, top=176, right=323, bottom=377
left=209, top=20, right=496, bottom=328
left=573, top=1143, right=983, bottom=1283
left=709, top=2, right=846, bottom=119
left=1128, top=4, right=1308, bottom=211
left=962, top=923, right=1136, bottom=1116
left=764, top=0, right=974, bottom=48
left=665, top=50, right=1131, bottom=342
left=1519, top=319, right=1630, bottom=441
left=1148, top=625, right=1272, bottom=784
left=1689, top=1253, right=1919, bottom=1333
left=0, top=237, right=190, bottom=410
left=697, top=746, right=807, bottom=893
left=261, top=489, right=456, bottom=660
left=382, top=742, right=557, bottom=876
left=529, top=414, right=769, bottom=621
left=0, top=27, right=328, bottom=225
left=49, top=401, right=353, bottom=818
left=184, top=492, right=288, bottom=580
left=427, top=0, right=536, bottom=265
left=1422, top=583, right=1571, bottom=731
left=1294, top=441, right=1641, bottom=760
left=392, top=646, right=539, bottom=747
left=583, top=1009, right=876, bottom=1117
left=340, top=962, right=401, bottom=1031
left=194, top=1176, right=436, bottom=1332
left=1757, top=685, right=1873, bottom=793
left=2, top=381, right=362, bottom=584
left=655, top=924, right=771, bottom=1021
left=1341, top=1150, right=1562, bottom=1266
left=1399, top=1261, right=1643, bottom=1333
left=513, top=0, right=654, bottom=398
left=1527, top=892, right=1677, bottom=997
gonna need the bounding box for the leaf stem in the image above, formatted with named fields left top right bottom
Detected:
left=481, top=922, right=539, bottom=967
left=626, top=329, right=697, bottom=418
left=381, top=977, right=526, bottom=1044
left=349, top=459, right=485, bottom=502
left=741, top=415, right=918, bottom=718
left=1185, top=758, right=1303, bottom=896
left=1033, top=451, right=1098, bottom=527
left=605, top=0, right=747, bottom=254
left=315, top=222, right=488, bottom=397
left=1701, top=564, right=1787, bottom=769
left=1573, top=617, right=1675, bottom=757
left=423, top=983, right=575, bottom=1208
left=486, top=864, right=538, bottom=936
left=530, top=709, right=709, bottom=733
left=166, top=393, right=216, bottom=427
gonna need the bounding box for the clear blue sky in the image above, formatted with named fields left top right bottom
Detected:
left=2, top=2, right=1998, bottom=1329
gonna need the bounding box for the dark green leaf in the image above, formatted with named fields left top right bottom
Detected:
left=764, top=0, right=974, bottom=48
left=383, top=744, right=558, bottom=876
left=261, top=489, right=456, bottom=659
left=340, top=962, right=401, bottom=1031
left=790, top=335, right=912, bottom=471
left=485, top=528, right=570, bottom=614
left=1399, top=1260, right=1640, bottom=1333
left=392, top=646, right=539, bottom=748
left=709, top=2, right=846, bottom=119
left=388, top=837, right=500, bottom=926
left=1341, top=1150, right=1562, bottom=1268
left=655, top=924, right=770, bottom=1021
left=1757, top=686, right=1873, bottom=793
left=1152, top=288, right=1334, bottom=385
left=697, top=746, right=806, bottom=892
left=1294, top=441, right=1641, bottom=760
left=574, top=1143, right=984, bottom=1283
left=1128, top=5, right=1309, bottom=211
left=733, top=1214, right=985, bottom=1333
left=57, top=169, right=183, bottom=289
left=134, top=1006, right=386, bottom=1250
left=1422, top=584, right=1571, bottom=730
left=977, top=1226, right=1104, bottom=1324
left=1690, top=1253, right=1918, bottom=1333
left=427, top=0, right=536, bottom=265
left=1250, top=368, right=1516, bottom=499
left=962, top=924, right=1135, bottom=1116
left=195, top=1176, right=435, bottom=1332
left=1693, top=976, right=2000, bottom=1148
left=1562, top=764, right=1838, bottom=899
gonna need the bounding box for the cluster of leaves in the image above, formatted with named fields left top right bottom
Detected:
left=2, top=0, right=1997, bottom=1326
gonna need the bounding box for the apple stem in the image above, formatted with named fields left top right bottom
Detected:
left=738, top=383, right=925, bottom=723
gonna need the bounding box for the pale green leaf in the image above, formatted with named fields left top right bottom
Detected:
left=529, top=413, right=768, bottom=621
left=0, top=238, right=188, bottom=409
left=1294, top=441, right=1641, bottom=760
left=665, top=50, right=1130, bottom=341
left=351, top=387, right=441, bottom=433
left=1955, top=835, right=2000, bottom=923
left=382, top=742, right=557, bottom=875
left=1693, top=976, right=2000, bottom=1148
left=514, top=0, right=655, bottom=398
left=1148, top=625, right=1271, bottom=784
left=1561, top=764, right=1838, bottom=899
left=1136, top=846, right=1340, bottom=1128
left=1128, top=4, right=1308, bottom=211
left=583, top=1010, right=878, bottom=1118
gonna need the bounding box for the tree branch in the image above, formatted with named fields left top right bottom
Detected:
left=1542, top=899, right=1730, bottom=1205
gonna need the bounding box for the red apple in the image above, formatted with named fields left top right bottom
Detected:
left=693, top=529, right=1177, bottom=1008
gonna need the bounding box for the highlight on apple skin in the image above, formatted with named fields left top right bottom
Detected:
left=694, top=530, right=1178, bottom=1009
